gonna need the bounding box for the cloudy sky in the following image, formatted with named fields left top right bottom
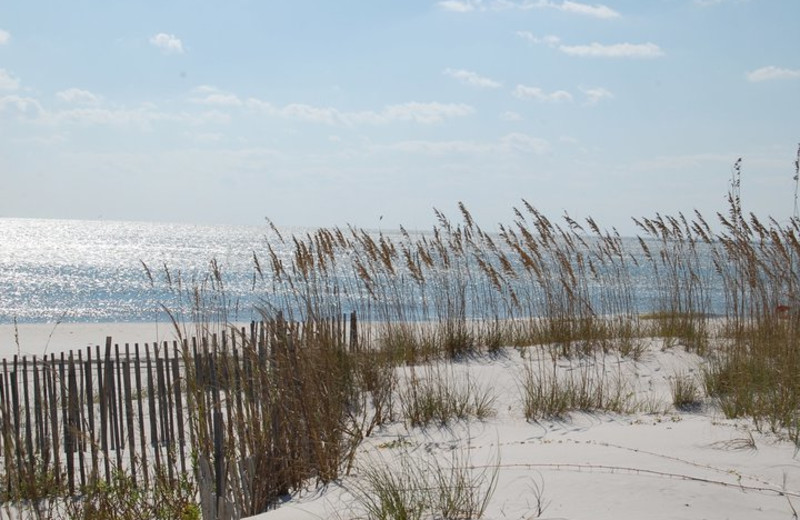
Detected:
left=1, top=0, right=798, bottom=233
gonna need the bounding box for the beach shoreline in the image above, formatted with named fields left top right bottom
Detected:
left=0, top=321, right=196, bottom=358
left=0, top=314, right=722, bottom=359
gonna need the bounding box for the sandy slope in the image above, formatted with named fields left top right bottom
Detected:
left=249, top=345, right=800, bottom=520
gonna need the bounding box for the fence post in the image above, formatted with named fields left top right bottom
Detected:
left=98, top=341, right=110, bottom=483
left=11, top=356, right=22, bottom=490
left=76, top=350, right=87, bottom=489
left=0, top=363, right=6, bottom=458
left=162, top=344, right=176, bottom=484
left=350, top=311, right=358, bottom=352
left=122, top=345, right=136, bottom=487
left=134, top=343, right=149, bottom=490
left=85, top=347, right=98, bottom=485
left=48, top=353, right=62, bottom=489
left=172, top=344, right=187, bottom=476
left=155, top=349, right=172, bottom=483
left=145, top=343, right=161, bottom=479
left=65, top=355, right=78, bottom=495
left=113, top=344, right=123, bottom=471
left=1, top=365, right=12, bottom=496
left=22, top=356, right=34, bottom=479
left=9, top=360, right=18, bottom=491
left=214, top=409, right=225, bottom=517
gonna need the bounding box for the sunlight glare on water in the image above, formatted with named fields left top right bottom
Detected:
left=0, top=217, right=719, bottom=325
left=0, top=218, right=273, bottom=323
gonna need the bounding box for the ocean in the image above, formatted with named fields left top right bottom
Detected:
left=0, top=217, right=727, bottom=325
left=0, top=218, right=275, bottom=324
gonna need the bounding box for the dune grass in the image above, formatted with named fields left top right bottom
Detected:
left=519, top=348, right=635, bottom=420
left=398, top=364, right=496, bottom=428
left=349, top=445, right=499, bottom=520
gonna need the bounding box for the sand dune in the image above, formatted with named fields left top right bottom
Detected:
left=248, top=344, right=800, bottom=520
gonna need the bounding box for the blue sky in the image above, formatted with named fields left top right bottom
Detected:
left=1, top=0, right=798, bottom=233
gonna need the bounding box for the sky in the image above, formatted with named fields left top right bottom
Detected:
left=0, top=0, right=798, bottom=234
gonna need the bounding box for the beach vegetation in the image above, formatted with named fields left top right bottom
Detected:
left=398, top=364, right=496, bottom=428
left=519, top=348, right=635, bottom=420
left=670, top=371, right=703, bottom=412
left=349, top=445, right=499, bottom=520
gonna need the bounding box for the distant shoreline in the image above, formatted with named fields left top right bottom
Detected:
left=1, top=313, right=732, bottom=359
left=0, top=321, right=195, bottom=358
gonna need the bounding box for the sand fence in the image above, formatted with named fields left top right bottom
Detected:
left=0, top=313, right=358, bottom=517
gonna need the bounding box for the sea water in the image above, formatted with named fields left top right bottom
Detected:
left=0, top=218, right=274, bottom=323
left=0, top=218, right=725, bottom=324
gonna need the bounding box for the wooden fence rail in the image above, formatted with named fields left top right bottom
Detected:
left=0, top=312, right=358, bottom=509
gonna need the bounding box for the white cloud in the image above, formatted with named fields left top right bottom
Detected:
left=440, top=0, right=620, bottom=18
left=443, top=68, right=502, bottom=88
left=356, top=102, right=475, bottom=124
left=557, top=1, right=619, bottom=19
left=1, top=87, right=240, bottom=129
left=0, top=69, right=20, bottom=90
left=189, top=86, right=242, bottom=107
left=149, top=33, right=184, bottom=54
left=519, top=34, right=661, bottom=59
left=693, top=0, right=738, bottom=6
left=282, top=103, right=340, bottom=124
left=438, top=0, right=479, bottom=11
left=386, top=139, right=483, bottom=154
left=203, top=94, right=242, bottom=106
left=0, top=30, right=10, bottom=45
left=10, top=133, right=69, bottom=146
left=632, top=153, right=737, bottom=171
left=245, top=99, right=339, bottom=124
left=57, top=88, right=101, bottom=105
left=192, top=85, right=218, bottom=94
left=42, top=104, right=230, bottom=128
left=513, top=84, right=573, bottom=102
left=244, top=98, right=274, bottom=112
left=192, top=110, right=232, bottom=125
left=383, top=133, right=550, bottom=155
left=48, top=107, right=170, bottom=127
left=581, top=87, right=613, bottom=105
left=0, top=95, right=44, bottom=119
left=500, top=111, right=523, bottom=121
left=247, top=98, right=474, bottom=125
left=559, top=42, right=664, bottom=58
left=516, top=32, right=561, bottom=47
left=747, top=66, right=800, bottom=82
left=187, top=132, right=225, bottom=143
left=500, top=133, right=551, bottom=153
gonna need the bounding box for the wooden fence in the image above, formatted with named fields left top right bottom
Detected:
left=0, top=312, right=359, bottom=511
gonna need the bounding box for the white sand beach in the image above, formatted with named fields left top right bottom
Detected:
left=2, top=322, right=798, bottom=519
left=254, top=414, right=799, bottom=519
left=0, top=321, right=200, bottom=358
left=248, top=343, right=800, bottom=520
